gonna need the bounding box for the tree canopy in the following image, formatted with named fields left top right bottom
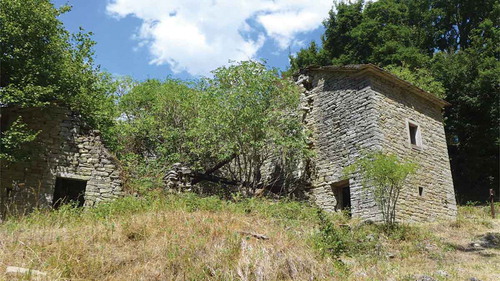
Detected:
left=0, top=0, right=118, bottom=161
left=289, top=0, right=499, bottom=202
left=117, top=61, right=307, bottom=194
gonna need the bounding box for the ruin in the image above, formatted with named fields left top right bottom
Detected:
left=1, top=64, right=457, bottom=223
left=0, top=106, right=123, bottom=218
left=296, top=64, right=457, bottom=222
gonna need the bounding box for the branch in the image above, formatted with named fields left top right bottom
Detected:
left=191, top=172, right=240, bottom=186
left=191, top=153, right=237, bottom=184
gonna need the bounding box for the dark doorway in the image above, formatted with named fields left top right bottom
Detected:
left=341, top=184, right=351, bottom=209
left=332, top=180, right=351, bottom=214
left=53, top=177, right=87, bottom=209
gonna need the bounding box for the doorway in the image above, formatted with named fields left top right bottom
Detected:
left=52, top=177, right=87, bottom=209
left=332, top=179, right=351, bottom=213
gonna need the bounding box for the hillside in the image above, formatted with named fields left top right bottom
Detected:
left=0, top=193, right=498, bottom=280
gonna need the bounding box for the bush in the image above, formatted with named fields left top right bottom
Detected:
left=344, top=151, right=417, bottom=225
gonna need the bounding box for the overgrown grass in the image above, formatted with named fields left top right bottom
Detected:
left=3, top=191, right=319, bottom=229
left=1, top=194, right=499, bottom=280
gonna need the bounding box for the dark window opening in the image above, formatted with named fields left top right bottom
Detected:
left=418, top=187, right=424, bottom=196
left=409, top=123, right=418, bottom=145
left=332, top=180, right=351, bottom=215
left=52, top=177, right=87, bottom=209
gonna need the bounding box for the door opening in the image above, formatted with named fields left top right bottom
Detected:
left=53, top=177, right=87, bottom=209
left=332, top=179, right=351, bottom=214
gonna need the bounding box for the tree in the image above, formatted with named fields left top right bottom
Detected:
left=117, top=61, right=307, bottom=194
left=344, top=151, right=418, bottom=225
left=0, top=0, right=118, bottom=161
left=290, top=0, right=499, bottom=202
left=432, top=16, right=500, bottom=201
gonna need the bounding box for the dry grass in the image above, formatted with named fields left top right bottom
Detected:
left=0, top=194, right=498, bottom=280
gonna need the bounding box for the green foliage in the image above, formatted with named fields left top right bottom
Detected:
left=290, top=0, right=499, bottom=201
left=314, top=209, right=346, bottom=257
left=0, top=117, right=39, bottom=162
left=117, top=78, right=198, bottom=161
left=344, top=151, right=418, bottom=225
left=117, top=61, right=307, bottom=193
left=295, top=0, right=433, bottom=69
left=431, top=15, right=500, bottom=200
left=0, top=0, right=119, bottom=157
left=385, top=65, right=445, bottom=98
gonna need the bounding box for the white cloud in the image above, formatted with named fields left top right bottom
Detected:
left=106, top=0, right=332, bottom=76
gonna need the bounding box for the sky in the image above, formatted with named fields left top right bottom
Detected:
left=51, top=0, right=335, bottom=80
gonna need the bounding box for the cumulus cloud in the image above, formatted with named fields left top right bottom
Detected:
left=106, top=0, right=332, bottom=76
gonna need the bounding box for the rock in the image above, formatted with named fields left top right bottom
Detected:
left=360, top=219, right=375, bottom=226
left=469, top=242, right=482, bottom=248
left=435, top=270, right=448, bottom=277
left=414, top=275, right=436, bottom=281
left=366, top=234, right=376, bottom=242
left=468, top=278, right=482, bottom=281
left=6, top=266, right=47, bottom=277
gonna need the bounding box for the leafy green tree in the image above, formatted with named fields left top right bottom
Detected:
left=117, top=61, right=307, bottom=194
left=344, top=151, right=418, bottom=225
left=432, top=16, right=500, bottom=201
left=0, top=117, right=39, bottom=162
left=290, top=0, right=499, bottom=201
left=384, top=65, right=445, bottom=98
left=0, top=0, right=118, bottom=161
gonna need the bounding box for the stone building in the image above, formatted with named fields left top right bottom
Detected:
left=297, top=64, right=457, bottom=222
left=0, top=106, right=123, bottom=218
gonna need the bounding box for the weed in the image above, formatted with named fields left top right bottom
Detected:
left=314, top=209, right=346, bottom=258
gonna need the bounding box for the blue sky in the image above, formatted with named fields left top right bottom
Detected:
left=52, top=0, right=332, bottom=81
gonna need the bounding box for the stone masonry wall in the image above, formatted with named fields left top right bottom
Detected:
left=371, top=78, right=457, bottom=221
left=0, top=107, right=123, bottom=217
left=299, top=70, right=383, bottom=221
left=299, top=69, right=456, bottom=222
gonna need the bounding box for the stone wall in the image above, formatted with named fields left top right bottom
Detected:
left=371, top=78, right=457, bottom=221
left=299, top=70, right=383, bottom=221
left=0, top=106, right=123, bottom=217
left=298, top=67, right=456, bottom=222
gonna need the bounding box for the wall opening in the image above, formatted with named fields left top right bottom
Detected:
left=407, top=120, right=422, bottom=147
left=409, top=124, right=417, bottom=144
left=52, top=177, right=87, bottom=209
left=418, top=186, right=424, bottom=196
left=332, top=179, right=351, bottom=214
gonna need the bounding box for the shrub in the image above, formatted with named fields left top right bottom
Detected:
left=344, top=151, right=417, bottom=225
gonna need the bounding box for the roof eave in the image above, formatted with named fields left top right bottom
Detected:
left=304, top=64, right=451, bottom=108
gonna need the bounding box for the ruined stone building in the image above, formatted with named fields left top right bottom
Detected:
left=296, top=64, right=457, bottom=222
left=0, top=64, right=457, bottom=223
left=0, top=106, right=123, bottom=218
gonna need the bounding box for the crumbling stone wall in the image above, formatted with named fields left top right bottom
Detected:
left=0, top=106, right=123, bottom=217
left=298, top=67, right=456, bottom=222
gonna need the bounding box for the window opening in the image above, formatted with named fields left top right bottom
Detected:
left=409, top=123, right=418, bottom=145
left=418, top=187, right=424, bottom=196
left=407, top=120, right=422, bottom=147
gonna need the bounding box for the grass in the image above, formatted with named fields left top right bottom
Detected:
left=0, top=192, right=499, bottom=280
